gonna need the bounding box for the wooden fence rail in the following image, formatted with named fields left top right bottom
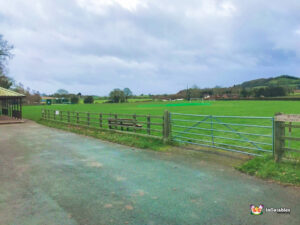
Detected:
left=41, top=109, right=171, bottom=141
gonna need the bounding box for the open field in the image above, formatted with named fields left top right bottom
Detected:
left=79, top=99, right=107, bottom=104
left=128, top=98, right=152, bottom=103
left=23, top=100, right=300, bottom=121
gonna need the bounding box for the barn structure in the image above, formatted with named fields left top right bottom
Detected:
left=0, top=87, right=25, bottom=123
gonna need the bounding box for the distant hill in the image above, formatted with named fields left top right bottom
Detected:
left=238, top=75, right=300, bottom=89
left=174, top=75, right=300, bottom=99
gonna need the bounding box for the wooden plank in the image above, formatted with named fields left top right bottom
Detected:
left=107, top=118, right=142, bottom=128
left=282, top=147, right=300, bottom=152
left=275, top=114, right=300, bottom=122
left=284, top=124, right=300, bottom=128
left=281, top=136, right=300, bottom=141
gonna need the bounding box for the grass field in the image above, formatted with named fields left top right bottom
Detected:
left=23, top=100, right=300, bottom=121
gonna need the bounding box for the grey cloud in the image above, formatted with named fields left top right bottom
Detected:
left=0, top=0, right=299, bottom=95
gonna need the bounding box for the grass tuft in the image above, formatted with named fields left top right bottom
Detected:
left=237, top=156, right=300, bottom=185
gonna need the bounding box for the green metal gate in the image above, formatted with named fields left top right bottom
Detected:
left=171, top=113, right=274, bottom=156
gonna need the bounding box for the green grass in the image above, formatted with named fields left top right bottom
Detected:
left=23, top=100, right=300, bottom=121
left=290, top=92, right=300, bottom=96
left=137, top=102, right=211, bottom=107
left=128, top=98, right=152, bottom=102
left=237, top=156, right=300, bottom=185
left=79, top=99, right=107, bottom=104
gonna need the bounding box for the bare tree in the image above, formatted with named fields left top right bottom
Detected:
left=0, top=34, right=13, bottom=75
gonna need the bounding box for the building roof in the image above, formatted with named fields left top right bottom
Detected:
left=0, top=87, right=25, bottom=97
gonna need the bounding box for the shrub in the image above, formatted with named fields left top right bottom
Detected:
left=70, top=95, right=79, bottom=104
left=109, top=89, right=126, bottom=103
left=84, top=96, right=94, bottom=104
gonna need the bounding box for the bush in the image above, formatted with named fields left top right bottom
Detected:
left=84, top=96, right=94, bottom=104
left=109, top=89, right=126, bottom=103
left=70, top=95, right=79, bottom=104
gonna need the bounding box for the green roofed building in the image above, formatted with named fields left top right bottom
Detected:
left=0, top=87, right=25, bottom=120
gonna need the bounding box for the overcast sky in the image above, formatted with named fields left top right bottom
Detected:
left=0, top=0, right=300, bottom=95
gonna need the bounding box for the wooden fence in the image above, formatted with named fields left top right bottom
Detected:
left=274, top=113, right=300, bottom=162
left=41, top=109, right=299, bottom=162
left=42, top=109, right=171, bottom=142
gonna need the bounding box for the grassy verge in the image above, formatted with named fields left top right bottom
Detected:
left=38, top=119, right=169, bottom=151
left=237, top=156, right=300, bottom=185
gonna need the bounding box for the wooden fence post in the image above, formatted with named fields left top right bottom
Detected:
left=68, top=111, right=70, bottom=123
left=275, top=113, right=285, bottom=162
left=53, top=110, right=56, bottom=120
left=133, top=114, right=137, bottom=132
left=109, top=113, right=112, bottom=129
left=77, top=112, right=79, bottom=124
left=87, top=112, right=90, bottom=126
left=147, top=115, right=151, bottom=135
left=114, top=114, right=118, bottom=129
left=99, top=113, right=102, bottom=128
left=163, top=110, right=171, bottom=143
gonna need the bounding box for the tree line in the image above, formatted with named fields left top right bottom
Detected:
left=152, top=85, right=291, bottom=100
